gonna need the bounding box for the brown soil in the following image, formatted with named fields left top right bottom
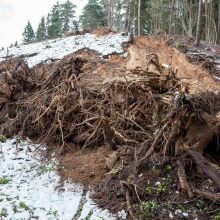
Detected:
left=59, top=145, right=113, bottom=186
left=126, top=36, right=220, bottom=93
left=92, top=27, right=117, bottom=36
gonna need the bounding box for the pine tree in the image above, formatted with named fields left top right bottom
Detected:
left=80, top=0, right=106, bottom=30
left=1, top=47, right=4, bottom=51
left=60, top=0, right=76, bottom=33
left=36, top=16, right=47, bottom=42
left=22, top=21, right=35, bottom=44
left=73, top=20, right=79, bottom=33
left=47, top=2, right=62, bottom=39
left=9, top=43, right=13, bottom=48
left=14, top=41, right=18, bottom=47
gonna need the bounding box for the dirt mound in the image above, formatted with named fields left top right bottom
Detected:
left=92, top=27, right=117, bottom=36
left=1, top=36, right=220, bottom=219
left=126, top=36, right=220, bottom=93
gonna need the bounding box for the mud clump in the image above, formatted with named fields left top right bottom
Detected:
left=1, top=37, right=220, bottom=219
left=92, top=26, right=117, bottom=36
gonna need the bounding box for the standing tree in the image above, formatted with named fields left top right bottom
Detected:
left=195, top=0, right=203, bottom=47
left=14, top=41, right=18, bottom=47
left=72, top=20, right=79, bottom=33
left=22, top=21, right=35, bottom=44
left=60, top=0, right=77, bottom=34
left=80, top=0, right=106, bottom=30
left=47, top=2, right=62, bottom=39
left=217, top=0, right=220, bottom=44
left=137, top=0, right=141, bottom=36
left=36, top=16, right=47, bottom=42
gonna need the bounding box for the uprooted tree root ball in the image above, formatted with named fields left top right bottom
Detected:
left=1, top=48, right=220, bottom=219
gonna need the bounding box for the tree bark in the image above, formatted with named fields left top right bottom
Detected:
left=195, top=0, right=203, bottom=47
left=217, top=0, right=220, bottom=44
left=124, top=0, right=131, bottom=33
left=137, top=0, right=141, bottom=36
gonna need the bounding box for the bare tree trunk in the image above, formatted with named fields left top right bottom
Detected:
left=195, top=0, right=203, bottom=47
left=217, top=0, right=220, bottom=44
left=169, top=0, right=175, bottom=34
left=137, top=0, right=141, bottom=36
left=124, top=0, right=131, bottom=33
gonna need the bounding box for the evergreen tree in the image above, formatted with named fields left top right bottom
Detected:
left=9, top=43, right=13, bottom=48
left=22, top=21, right=35, bottom=44
left=14, top=41, right=18, bottom=47
left=47, top=2, right=62, bottom=39
left=36, top=16, right=47, bottom=42
left=80, top=0, right=106, bottom=30
left=60, top=0, right=76, bottom=33
left=72, top=20, right=79, bottom=33
left=1, top=47, right=4, bottom=51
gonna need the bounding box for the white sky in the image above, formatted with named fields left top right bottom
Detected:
left=0, top=0, right=88, bottom=48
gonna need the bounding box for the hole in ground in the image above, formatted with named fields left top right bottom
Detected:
left=204, top=135, right=220, bottom=165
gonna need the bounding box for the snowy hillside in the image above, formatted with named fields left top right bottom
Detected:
left=0, top=33, right=129, bottom=68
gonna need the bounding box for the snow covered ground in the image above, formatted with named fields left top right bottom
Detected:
left=0, top=138, right=121, bottom=220
left=0, top=34, right=129, bottom=68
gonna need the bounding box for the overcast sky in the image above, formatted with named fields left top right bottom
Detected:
left=0, top=0, right=88, bottom=48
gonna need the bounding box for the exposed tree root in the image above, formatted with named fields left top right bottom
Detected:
left=188, top=149, right=220, bottom=190
left=177, top=158, right=193, bottom=198
left=193, top=188, right=220, bottom=202
left=1, top=53, right=220, bottom=219
left=121, top=181, right=137, bottom=220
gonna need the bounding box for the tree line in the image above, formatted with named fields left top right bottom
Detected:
left=22, top=0, right=78, bottom=44
left=80, top=0, right=220, bottom=46
left=20, top=0, right=220, bottom=46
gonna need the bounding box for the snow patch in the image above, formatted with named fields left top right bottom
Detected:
left=0, top=139, right=115, bottom=219
left=0, top=34, right=129, bottom=68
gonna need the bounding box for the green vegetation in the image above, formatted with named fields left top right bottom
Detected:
left=0, top=177, right=11, bottom=184
left=22, top=0, right=78, bottom=44
left=156, top=182, right=167, bottom=194
left=35, top=166, right=54, bottom=177
left=214, top=213, right=220, bottom=220
left=85, top=210, right=93, bottom=220
left=140, top=201, right=158, bottom=219
left=0, top=135, right=6, bottom=143
left=0, top=207, right=8, bottom=217
left=152, top=167, right=161, bottom=175
left=19, top=201, right=30, bottom=211
left=196, top=199, right=207, bottom=211
left=80, top=0, right=106, bottom=30
left=145, top=181, right=153, bottom=195
left=22, top=21, right=35, bottom=44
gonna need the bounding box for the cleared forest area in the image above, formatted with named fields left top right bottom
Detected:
left=1, top=30, right=220, bottom=219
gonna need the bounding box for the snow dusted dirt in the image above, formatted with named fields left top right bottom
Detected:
left=0, top=34, right=129, bottom=68
left=0, top=139, right=118, bottom=220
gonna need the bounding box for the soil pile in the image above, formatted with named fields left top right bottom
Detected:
left=1, top=36, right=220, bottom=219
